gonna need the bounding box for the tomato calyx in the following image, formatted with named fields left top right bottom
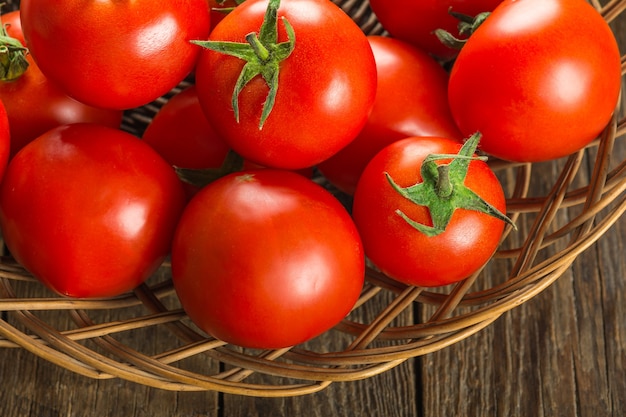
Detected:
left=192, top=0, right=295, bottom=129
left=434, top=9, right=491, bottom=50
left=385, top=132, right=515, bottom=237
left=0, top=13, right=29, bottom=81
left=175, top=149, right=245, bottom=188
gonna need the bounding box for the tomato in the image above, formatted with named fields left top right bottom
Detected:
left=20, top=0, right=211, bottom=110
left=0, top=11, right=122, bottom=159
left=171, top=169, right=365, bottom=349
left=0, top=123, right=187, bottom=298
left=0, top=53, right=123, bottom=158
left=318, top=35, right=461, bottom=195
left=0, top=99, right=10, bottom=182
left=194, top=0, right=377, bottom=170
left=352, top=135, right=510, bottom=287
left=369, top=0, right=503, bottom=61
left=142, top=85, right=231, bottom=198
left=0, top=10, right=122, bottom=157
left=448, top=0, right=622, bottom=162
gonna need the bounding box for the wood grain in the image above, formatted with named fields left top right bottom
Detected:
left=1, top=162, right=623, bottom=417
left=2, top=1, right=626, bottom=416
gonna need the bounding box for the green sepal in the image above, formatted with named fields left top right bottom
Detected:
left=385, top=132, right=516, bottom=237
left=191, top=0, right=295, bottom=129
left=0, top=11, right=29, bottom=81
left=175, top=150, right=245, bottom=188
left=434, top=9, right=491, bottom=50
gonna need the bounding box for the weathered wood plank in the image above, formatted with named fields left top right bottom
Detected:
left=0, top=348, right=222, bottom=417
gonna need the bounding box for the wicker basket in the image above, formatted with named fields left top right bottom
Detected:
left=1, top=0, right=625, bottom=397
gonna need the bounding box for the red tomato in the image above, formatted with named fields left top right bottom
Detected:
left=171, top=169, right=365, bottom=349
left=0, top=123, right=187, bottom=298
left=352, top=136, right=509, bottom=287
left=194, top=0, right=377, bottom=169
left=448, top=0, right=622, bottom=162
left=369, top=0, right=503, bottom=60
left=318, top=35, right=462, bottom=195
left=20, top=0, right=211, bottom=109
left=0, top=99, right=9, bottom=182
left=0, top=10, right=122, bottom=158
left=142, top=85, right=231, bottom=197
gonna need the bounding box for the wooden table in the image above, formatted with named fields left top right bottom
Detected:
left=2, top=2, right=626, bottom=417
left=0, top=206, right=624, bottom=417
left=1, top=143, right=624, bottom=417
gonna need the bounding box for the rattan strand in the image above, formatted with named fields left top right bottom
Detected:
left=1, top=0, right=626, bottom=397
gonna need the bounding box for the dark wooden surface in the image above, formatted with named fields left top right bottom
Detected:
left=0, top=144, right=624, bottom=417
left=0, top=203, right=624, bottom=417
left=2, top=2, right=626, bottom=417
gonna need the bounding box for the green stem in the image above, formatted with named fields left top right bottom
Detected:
left=435, top=165, right=453, bottom=199
left=246, top=32, right=270, bottom=62
left=434, top=10, right=491, bottom=51
left=175, top=150, right=245, bottom=188
left=192, top=0, right=295, bottom=129
left=385, top=132, right=515, bottom=237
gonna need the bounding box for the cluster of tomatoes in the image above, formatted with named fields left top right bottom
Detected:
left=0, top=0, right=621, bottom=349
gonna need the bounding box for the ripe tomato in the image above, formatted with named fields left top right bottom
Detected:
left=142, top=85, right=231, bottom=198
left=448, top=0, right=622, bottom=162
left=352, top=135, right=509, bottom=287
left=318, top=35, right=461, bottom=195
left=20, top=0, right=211, bottom=110
left=171, top=169, right=365, bottom=349
left=0, top=11, right=122, bottom=159
left=369, top=0, right=503, bottom=60
left=0, top=99, right=9, bottom=182
left=0, top=123, right=187, bottom=298
left=194, top=0, right=377, bottom=169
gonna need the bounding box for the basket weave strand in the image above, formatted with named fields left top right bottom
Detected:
left=1, top=0, right=626, bottom=397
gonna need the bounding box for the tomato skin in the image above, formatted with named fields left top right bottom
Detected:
left=171, top=169, right=365, bottom=349
left=352, top=137, right=507, bottom=287
left=369, top=0, right=503, bottom=60
left=0, top=10, right=122, bottom=158
left=448, top=0, right=622, bottom=162
left=142, top=85, right=231, bottom=198
left=0, top=99, right=10, bottom=182
left=20, top=0, right=211, bottom=110
left=0, top=124, right=187, bottom=298
left=195, top=0, right=377, bottom=170
left=318, top=35, right=461, bottom=195
left=0, top=55, right=123, bottom=158
left=142, top=85, right=230, bottom=170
